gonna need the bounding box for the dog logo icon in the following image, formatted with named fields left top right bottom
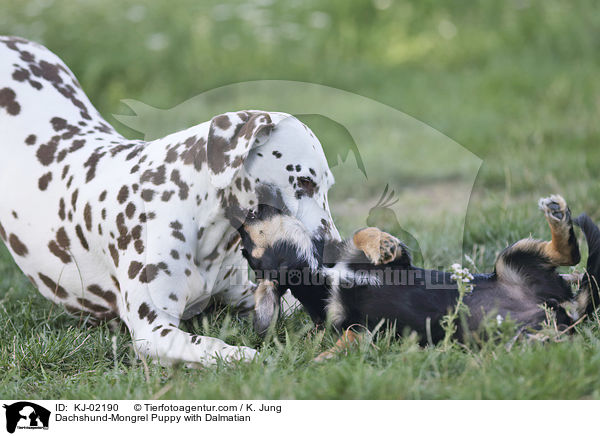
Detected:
left=2, top=402, right=50, bottom=433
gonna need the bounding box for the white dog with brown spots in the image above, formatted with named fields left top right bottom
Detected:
left=0, top=36, right=340, bottom=366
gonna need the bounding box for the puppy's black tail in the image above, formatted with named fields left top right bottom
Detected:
left=574, top=213, right=600, bottom=315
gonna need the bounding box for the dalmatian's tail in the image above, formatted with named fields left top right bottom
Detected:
left=574, top=213, right=600, bottom=316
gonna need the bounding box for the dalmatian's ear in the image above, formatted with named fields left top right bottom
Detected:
left=207, top=111, right=274, bottom=189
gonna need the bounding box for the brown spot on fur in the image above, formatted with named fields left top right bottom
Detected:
left=58, top=198, right=66, bottom=220
left=213, top=115, right=232, bottom=130
left=141, top=189, right=155, bottom=201
left=170, top=169, right=189, bottom=200
left=138, top=303, right=149, bottom=319
left=131, top=225, right=142, bottom=241
left=50, top=117, right=67, bottom=131
left=168, top=293, right=178, bottom=301
left=0, top=222, right=6, bottom=241
left=38, top=273, right=68, bottom=299
left=203, top=246, right=220, bottom=261
left=109, top=244, right=119, bottom=267
left=170, top=221, right=185, bottom=242
left=71, top=189, right=79, bottom=211
left=0, top=87, right=20, bottom=115
left=180, top=136, right=206, bottom=171
left=56, top=227, right=70, bottom=248
left=139, top=264, right=159, bottom=283
left=226, top=233, right=241, bottom=250
left=69, top=139, right=85, bottom=152
left=117, top=186, right=129, bottom=204
left=38, top=172, right=52, bottom=191
left=108, top=276, right=120, bottom=292
left=75, top=224, right=89, bottom=250
left=36, top=136, right=59, bottom=166
left=84, top=203, right=92, bottom=231
left=125, top=202, right=136, bottom=219
left=9, top=234, right=28, bottom=256
left=128, top=261, right=143, bottom=279
left=161, top=191, right=174, bottom=202
left=25, top=134, right=36, bottom=145
left=137, top=303, right=158, bottom=323
left=141, top=165, right=166, bottom=185
left=87, top=285, right=117, bottom=308
left=84, top=150, right=106, bottom=182
left=77, top=297, right=110, bottom=314
left=48, top=240, right=71, bottom=263
left=116, top=213, right=131, bottom=250
left=165, top=148, right=178, bottom=163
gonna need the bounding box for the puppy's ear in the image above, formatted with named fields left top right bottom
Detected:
left=253, top=280, right=281, bottom=336
left=207, top=111, right=274, bottom=189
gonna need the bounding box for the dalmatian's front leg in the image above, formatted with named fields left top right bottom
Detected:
left=118, top=262, right=256, bottom=367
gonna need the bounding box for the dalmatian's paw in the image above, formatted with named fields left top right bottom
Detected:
left=538, top=194, right=570, bottom=223
left=226, top=346, right=259, bottom=363
left=353, top=227, right=401, bottom=265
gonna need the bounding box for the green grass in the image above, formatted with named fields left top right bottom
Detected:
left=2, top=0, right=600, bottom=399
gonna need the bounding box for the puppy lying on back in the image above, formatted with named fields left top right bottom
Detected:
left=237, top=190, right=600, bottom=359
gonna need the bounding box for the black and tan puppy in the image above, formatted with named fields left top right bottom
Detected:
left=237, top=191, right=600, bottom=359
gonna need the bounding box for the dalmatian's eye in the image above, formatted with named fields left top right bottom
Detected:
left=297, top=177, right=317, bottom=197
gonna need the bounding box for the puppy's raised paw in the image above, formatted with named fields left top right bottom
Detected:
left=353, top=227, right=401, bottom=265
left=538, top=194, right=570, bottom=222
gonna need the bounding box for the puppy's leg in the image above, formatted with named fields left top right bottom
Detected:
left=495, top=195, right=580, bottom=282
left=353, top=227, right=406, bottom=265
left=314, top=328, right=361, bottom=362
left=537, top=194, right=580, bottom=266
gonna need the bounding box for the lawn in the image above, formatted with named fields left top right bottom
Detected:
left=1, top=0, right=600, bottom=399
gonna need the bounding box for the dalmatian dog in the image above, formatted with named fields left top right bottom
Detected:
left=0, top=36, right=339, bottom=366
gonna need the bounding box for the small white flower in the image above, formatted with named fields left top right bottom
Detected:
left=496, top=314, right=504, bottom=326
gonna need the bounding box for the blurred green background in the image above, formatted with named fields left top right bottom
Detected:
left=2, top=0, right=600, bottom=400
left=3, top=0, right=599, bottom=267
left=1, top=0, right=599, bottom=259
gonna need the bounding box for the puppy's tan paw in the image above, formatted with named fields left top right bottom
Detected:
left=538, top=194, right=570, bottom=223
left=353, top=227, right=400, bottom=265
left=314, top=350, right=336, bottom=363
